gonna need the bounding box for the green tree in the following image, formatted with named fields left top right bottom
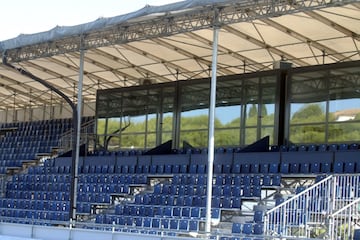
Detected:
left=248, top=104, right=257, bottom=118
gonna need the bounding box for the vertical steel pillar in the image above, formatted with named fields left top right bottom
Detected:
left=205, top=20, right=220, bottom=233
left=71, top=46, right=85, bottom=222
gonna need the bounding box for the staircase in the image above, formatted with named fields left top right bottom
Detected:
left=264, top=174, right=360, bottom=239
left=58, top=119, right=96, bottom=156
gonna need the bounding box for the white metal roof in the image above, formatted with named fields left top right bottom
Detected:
left=0, top=0, right=359, bottom=110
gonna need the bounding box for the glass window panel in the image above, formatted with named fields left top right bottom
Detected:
left=107, top=136, right=120, bottom=151
left=328, top=122, right=360, bottom=142
left=162, top=132, right=172, bottom=145
left=329, top=99, right=360, bottom=122
left=162, top=112, right=173, bottom=132
left=121, top=133, right=145, bottom=149
left=146, top=133, right=157, bottom=149
left=290, top=102, right=326, bottom=124
left=180, top=109, right=209, bottom=131
left=216, top=105, right=240, bottom=128
left=261, top=127, right=274, bottom=145
left=215, top=129, right=240, bottom=146
left=245, top=103, right=258, bottom=127
left=147, top=113, right=157, bottom=132
left=261, top=104, right=275, bottom=125
left=245, top=128, right=257, bottom=145
left=125, top=115, right=146, bottom=133
left=180, top=130, right=208, bottom=148
left=289, top=124, right=326, bottom=143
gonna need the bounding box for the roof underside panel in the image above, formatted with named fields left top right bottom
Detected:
left=0, top=0, right=359, bottom=110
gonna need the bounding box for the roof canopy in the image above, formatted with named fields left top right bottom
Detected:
left=0, top=0, right=359, bottom=110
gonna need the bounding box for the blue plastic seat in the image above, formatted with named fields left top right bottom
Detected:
left=189, top=164, right=197, bottom=174
left=223, top=164, right=231, bottom=174
left=161, top=218, right=169, bottom=229
left=152, top=218, right=160, bottom=228
left=251, top=163, right=260, bottom=173
left=232, top=163, right=241, bottom=174
left=254, top=210, right=264, bottom=223
left=232, top=222, right=242, bottom=234
left=280, top=163, right=289, bottom=174
left=170, top=219, right=179, bottom=230
left=344, top=162, right=355, bottom=173
left=242, top=223, right=253, bottom=234
left=189, top=220, right=199, bottom=231
left=214, top=164, right=222, bottom=174
left=164, top=164, right=172, bottom=174
left=269, top=163, right=279, bottom=173
left=300, top=162, right=310, bottom=173
left=197, top=164, right=206, bottom=174
left=241, top=163, right=250, bottom=173
left=253, top=223, right=264, bottom=234
left=181, top=207, right=190, bottom=218
left=143, top=217, right=151, bottom=228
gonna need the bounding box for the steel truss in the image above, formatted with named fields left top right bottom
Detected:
left=3, top=0, right=357, bottom=62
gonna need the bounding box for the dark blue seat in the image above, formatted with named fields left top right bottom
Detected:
left=143, top=217, right=151, bottom=228
left=189, top=220, right=199, bottom=231
left=232, top=163, right=241, bottom=174
left=179, top=219, right=188, bottom=231
left=253, top=223, right=264, bottom=234
left=161, top=218, right=169, bottom=229
left=169, top=219, right=179, bottom=230
left=254, top=210, right=264, bottom=223
left=242, top=223, right=253, bottom=234
left=280, top=163, right=289, bottom=174
left=232, top=222, right=242, bottom=233
left=152, top=218, right=160, bottom=228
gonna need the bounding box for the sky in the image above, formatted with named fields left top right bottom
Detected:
left=0, top=0, right=182, bottom=41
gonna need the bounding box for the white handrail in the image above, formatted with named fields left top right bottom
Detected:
left=264, top=174, right=360, bottom=239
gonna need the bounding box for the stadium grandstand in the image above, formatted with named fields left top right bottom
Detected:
left=0, top=0, right=360, bottom=239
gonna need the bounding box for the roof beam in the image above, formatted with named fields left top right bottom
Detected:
left=259, top=18, right=347, bottom=62
left=305, top=10, right=360, bottom=41
left=151, top=38, right=235, bottom=76
left=184, top=32, right=268, bottom=72
left=222, top=25, right=310, bottom=67
left=0, top=76, right=51, bottom=106
left=119, top=43, right=195, bottom=80
left=20, top=61, right=80, bottom=96
left=90, top=48, right=170, bottom=83
left=49, top=53, right=122, bottom=89
left=4, top=0, right=352, bottom=62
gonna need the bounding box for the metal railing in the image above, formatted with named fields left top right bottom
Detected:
left=58, top=119, right=96, bottom=155
left=264, top=174, right=360, bottom=239
left=328, top=197, right=360, bottom=240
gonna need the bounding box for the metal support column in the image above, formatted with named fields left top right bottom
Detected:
left=205, top=20, right=220, bottom=234
left=71, top=47, right=85, bottom=221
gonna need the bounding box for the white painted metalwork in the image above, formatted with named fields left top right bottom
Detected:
left=328, top=197, right=360, bottom=240
left=264, top=174, right=360, bottom=239
left=205, top=22, right=220, bottom=233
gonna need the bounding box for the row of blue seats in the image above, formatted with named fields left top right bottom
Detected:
left=115, top=204, right=219, bottom=220
left=277, top=143, right=359, bottom=152
left=134, top=194, right=243, bottom=208
left=232, top=222, right=264, bottom=235
left=171, top=174, right=281, bottom=186
left=280, top=161, right=360, bottom=174
left=7, top=190, right=70, bottom=201
left=154, top=184, right=263, bottom=198
left=95, top=214, right=200, bottom=232
left=0, top=199, right=69, bottom=211
left=7, top=182, right=70, bottom=192
left=0, top=208, right=70, bottom=221
left=13, top=173, right=71, bottom=183
left=78, top=192, right=111, bottom=204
